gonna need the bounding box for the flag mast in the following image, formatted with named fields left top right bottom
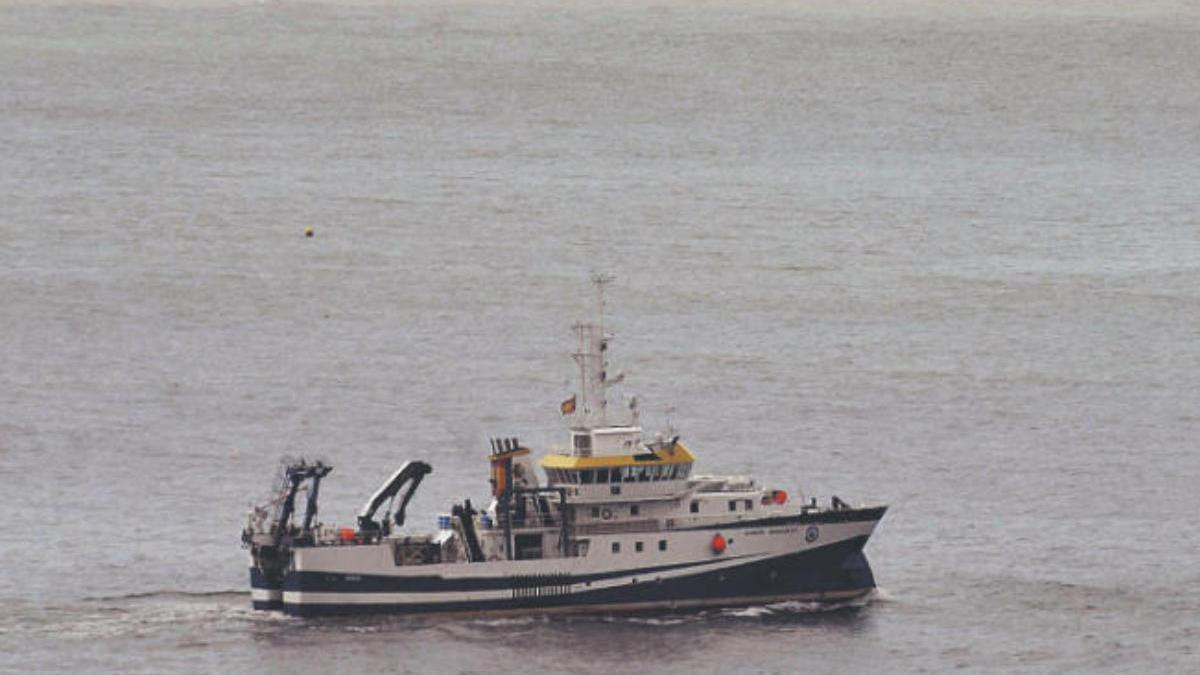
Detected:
left=570, top=274, right=614, bottom=431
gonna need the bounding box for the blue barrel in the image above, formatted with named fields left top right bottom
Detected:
left=437, top=515, right=452, bottom=530
left=480, top=513, right=493, bottom=530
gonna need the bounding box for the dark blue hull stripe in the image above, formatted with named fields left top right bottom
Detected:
left=678, top=506, right=888, bottom=531
left=281, top=552, right=759, bottom=594
left=279, top=536, right=876, bottom=616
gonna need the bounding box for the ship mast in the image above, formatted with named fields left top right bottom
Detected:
left=571, top=274, right=614, bottom=430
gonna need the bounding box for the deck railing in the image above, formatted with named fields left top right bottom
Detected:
left=575, top=519, right=661, bottom=535
left=500, top=513, right=565, bottom=530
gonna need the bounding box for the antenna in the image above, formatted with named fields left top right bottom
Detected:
left=593, top=272, right=614, bottom=338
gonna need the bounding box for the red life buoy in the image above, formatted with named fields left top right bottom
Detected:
left=711, top=533, right=726, bottom=554
left=773, top=490, right=788, bottom=505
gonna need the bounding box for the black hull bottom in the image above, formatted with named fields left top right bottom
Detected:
left=266, top=535, right=877, bottom=617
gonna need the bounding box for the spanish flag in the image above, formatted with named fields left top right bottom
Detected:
left=560, top=395, right=577, bottom=416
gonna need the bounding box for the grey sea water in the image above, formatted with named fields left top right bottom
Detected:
left=2, top=0, right=1198, bottom=672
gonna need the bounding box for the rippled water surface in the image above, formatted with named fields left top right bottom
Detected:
left=2, top=1, right=1198, bottom=672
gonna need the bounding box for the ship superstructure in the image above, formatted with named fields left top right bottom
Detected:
left=243, top=277, right=886, bottom=616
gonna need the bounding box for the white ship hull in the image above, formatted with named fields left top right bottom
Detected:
left=254, top=508, right=884, bottom=616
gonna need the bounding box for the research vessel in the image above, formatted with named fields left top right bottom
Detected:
left=243, top=278, right=887, bottom=616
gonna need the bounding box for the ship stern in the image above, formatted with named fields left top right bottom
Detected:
left=249, top=564, right=283, bottom=611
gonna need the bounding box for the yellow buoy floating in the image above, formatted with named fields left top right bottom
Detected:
left=304, top=226, right=314, bottom=238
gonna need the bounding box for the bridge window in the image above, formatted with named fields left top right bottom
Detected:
left=659, top=539, right=667, bottom=551
left=580, top=469, right=594, bottom=484
left=635, top=541, right=644, bottom=552
left=690, top=501, right=699, bottom=513
left=630, top=505, right=640, bottom=517
left=591, top=507, right=600, bottom=518
left=596, top=468, right=610, bottom=483
left=744, top=499, right=753, bottom=511
left=728, top=500, right=737, bottom=512
left=574, top=434, right=591, bottom=451
left=612, top=542, right=620, bottom=554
